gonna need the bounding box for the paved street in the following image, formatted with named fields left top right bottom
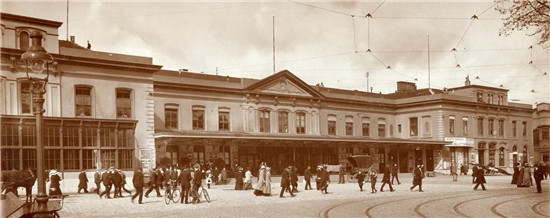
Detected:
left=55, top=174, right=549, bottom=217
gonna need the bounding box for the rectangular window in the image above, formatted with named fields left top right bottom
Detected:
left=44, top=149, right=60, bottom=170
left=82, top=127, right=97, bottom=147
left=362, top=118, right=370, bottom=137
left=118, top=150, right=133, bottom=169
left=82, top=150, right=94, bottom=170
left=512, top=121, right=517, bottom=137
left=410, top=117, right=418, bottom=136
left=477, top=117, right=484, bottom=136
left=398, top=124, right=402, bottom=133
left=449, top=116, right=455, bottom=135
left=63, top=149, right=80, bottom=170
left=100, top=150, right=116, bottom=169
left=165, top=106, right=178, bottom=129
left=522, top=121, right=527, bottom=138
left=21, top=125, right=36, bottom=147
left=278, top=111, right=288, bottom=133
left=117, top=129, right=134, bottom=148
left=1, top=124, right=19, bottom=147
left=100, top=128, right=115, bottom=147
left=1, top=149, right=19, bottom=170
left=296, top=112, right=306, bottom=134
left=543, top=129, right=549, bottom=140
left=378, top=119, right=386, bottom=138
left=462, top=117, right=469, bottom=136
left=498, top=120, right=504, bottom=137
left=259, top=110, right=271, bottom=133
left=499, top=148, right=505, bottom=166
left=422, top=116, right=431, bottom=137
left=116, top=89, right=132, bottom=118
left=219, top=110, right=230, bottom=131
left=63, top=127, right=79, bottom=147
left=75, top=86, right=92, bottom=117
left=22, top=149, right=36, bottom=170
left=192, top=107, right=205, bottom=130
left=20, top=81, right=32, bottom=114
left=44, top=126, right=60, bottom=147
left=328, top=115, right=336, bottom=135
left=488, top=118, right=495, bottom=136
left=345, top=116, right=353, bottom=136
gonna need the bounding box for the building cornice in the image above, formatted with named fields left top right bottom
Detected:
left=0, top=13, right=63, bottom=28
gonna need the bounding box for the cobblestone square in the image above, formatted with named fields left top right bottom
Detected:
left=55, top=174, right=549, bottom=217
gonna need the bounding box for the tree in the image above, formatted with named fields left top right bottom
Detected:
left=496, top=0, right=550, bottom=47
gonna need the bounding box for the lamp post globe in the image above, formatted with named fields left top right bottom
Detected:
left=21, top=30, right=54, bottom=218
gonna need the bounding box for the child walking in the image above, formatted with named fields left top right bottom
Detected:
left=370, top=171, right=378, bottom=193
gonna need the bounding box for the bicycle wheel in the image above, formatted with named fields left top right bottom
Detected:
left=172, top=189, right=181, bottom=203
left=164, top=190, right=171, bottom=205
left=202, top=188, right=210, bottom=203
left=190, top=188, right=198, bottom=204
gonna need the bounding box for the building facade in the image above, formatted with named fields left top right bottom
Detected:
left=1, top=13, right=542, bottom=179
left=533, top=103, right=550, bottom=163
left=0, top=13, right=160, bottom=178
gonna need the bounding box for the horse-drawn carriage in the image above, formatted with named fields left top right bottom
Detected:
left=1, top=169, right=67, bottom=218
left=346, top=155, right=375, bottom=182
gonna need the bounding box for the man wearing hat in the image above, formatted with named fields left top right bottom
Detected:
left=279, top=165, right=295, bottom=198
left=319, top=165, right=330, bottom=194
left=290, top=166, right=299, bottom=193
left=100, top=168, right=113, bottom=198
left=48, top=169, right=62, bottom=196
left=131, top=167, right=144, bottom=204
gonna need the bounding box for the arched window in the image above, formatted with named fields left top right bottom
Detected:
left=19, top=31, right=30, bottom=51
left=259, top=108, right=271, bottom=133
left=296, top=111, right=306, bottom=134
left=498, top=147, right=505, bottom=166
left=278, top=110, right=288, bottom=133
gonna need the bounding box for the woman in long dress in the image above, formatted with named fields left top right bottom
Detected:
left=254, top=165, right=266, bottom=196
left=511, top=163, right=520, bottom=185
left=520, top=164, right=532, bottom=187
left=235, top=167, right=244, bottom=190
left=264, top=167, right=272, bottom=196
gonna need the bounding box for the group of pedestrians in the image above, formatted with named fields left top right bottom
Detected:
left=97, top=167, right=132, bottom=199
left=511, top=162, right=547, bottom=193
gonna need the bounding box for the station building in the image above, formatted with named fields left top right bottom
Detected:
left=0, top=13, right=541, bottom=178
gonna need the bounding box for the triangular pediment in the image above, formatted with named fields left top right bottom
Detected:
left=245, top=70, right=325, bottom=98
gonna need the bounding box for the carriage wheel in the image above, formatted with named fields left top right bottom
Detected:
left=52, top=211, right=60, bottom=218
left=172, top=189, right=181, bottom=203
left=164, top=190, right=170, bottom=205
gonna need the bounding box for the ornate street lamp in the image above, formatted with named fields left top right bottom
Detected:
left=21, top=31, right=54, bottom=218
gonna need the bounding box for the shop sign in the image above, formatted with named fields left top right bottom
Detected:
left=444, top=137, right=474, bottom=148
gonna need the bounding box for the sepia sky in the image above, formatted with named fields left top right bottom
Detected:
left=3, top=0, right=549, bottom=106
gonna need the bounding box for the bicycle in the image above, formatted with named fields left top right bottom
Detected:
left=164, top=180, right=181, bottom=205
left=189, top=183, right=210, bottom=204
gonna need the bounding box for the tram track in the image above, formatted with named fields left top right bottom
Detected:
left=452, top=192, right=518, bottom=218
left=413, top=192, right=487, bottom=218
left=363, top=192, right=456, bottom=218
left=489, top=194, right=547, bottom=218
left=532, top=199, right=550, bottom=217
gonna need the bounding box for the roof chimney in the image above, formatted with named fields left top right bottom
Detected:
left=70, top=36, right=75, bottom=43
left=396, top=81, right=417, bottom=93
left=465, top=75, right=471, bottom=86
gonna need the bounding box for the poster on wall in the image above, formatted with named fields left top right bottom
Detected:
left=140, top=149, right=152, bottom=174
left=434, top=150, right=444, bottom=170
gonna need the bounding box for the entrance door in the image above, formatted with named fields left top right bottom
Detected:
left=399, top=149, right=409, bottom=173
left=426, top=149, right=434, bottom=171
left=478, top=150, right=485, bottom=165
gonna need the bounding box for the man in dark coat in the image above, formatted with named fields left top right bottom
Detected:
left=119, top=170, right=132, bottom=195
left=191, top=165, right=204, bottom=203
left=235, top=167, right=244, bottom=190
left=338, top=164, right=345, bottom=184
left=112, top=169, right=122, bottom=198
left=145, top=168, right=161, bottom=197
left=410, top=164, right=424, bottom=192
left=391, top=164, right=401, bottom=185
left=179, top=166, right=192, bottom=204
left=131, top=168, right=144, bottom=204
left=99, top=169, right=113, bottom=198
left=473, top=165, right=486, bottom=191
left=511, top=163, right=520, bottom=184
left=48, top=170, right=62, bottom=196
left=304, top=166, right=312, bottom=190
left=94, top=170, right=101, bottom=195
left=380, top=165, right=394, bottom=192
left=534, top=164, right=545, bottom=193
left=279, top=166, right=295, bottom=198
left=78, top=170, right=89, bottom=194
left=356, top=170, right=365, bottom=191
left=472, top=165, right=478, bottom=184
left=319, top=165, right=330, bottom=194
left=290, top=166, right=298, bottom=193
